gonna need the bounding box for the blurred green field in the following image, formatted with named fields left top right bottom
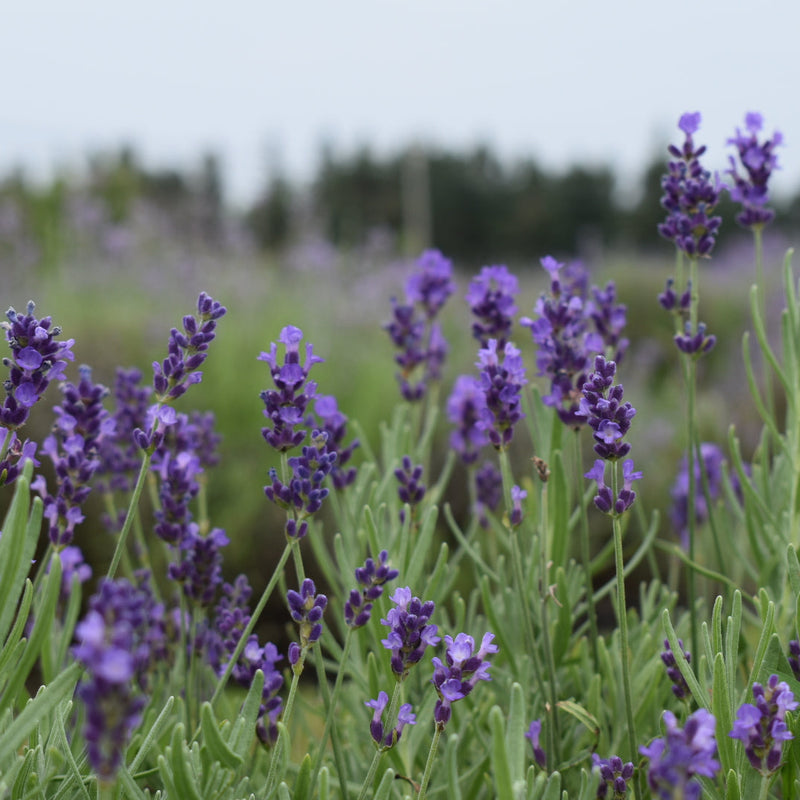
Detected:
left=4, top=238, right=779, bottom=607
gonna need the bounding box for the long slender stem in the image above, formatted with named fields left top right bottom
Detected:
left=685, top=355, right=699, bottom=664
left=417, top=725, right=443, bottom=800
left=574, top=430, right=599, bottom=668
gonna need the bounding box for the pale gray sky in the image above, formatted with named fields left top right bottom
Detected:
left=4, top=0, right=799, bottom=206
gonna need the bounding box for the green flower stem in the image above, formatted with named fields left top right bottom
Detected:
left=416, top=724, right=443, bottom=800
left=356, top=682, right=404, bottom=800
left=684, top=354, right=699, bottom=663
left=209, top=540, right=293, bottom=709
left=574, top=430, right=599, bottom=668
left=97, top=781, right=114, bottom=800
left=265, top=648, right=307, bottom=794
left=309, top=628, right=355, bottom=799
left=106, top=447, right=154, bottom=580
left=610, top=464, right=640, bottom=795
left=758, top=774, right=772, bottom=800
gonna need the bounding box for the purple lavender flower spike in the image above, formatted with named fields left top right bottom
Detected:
left=287, top=578, right=327, bottom=667
left=152, top=449, right=202, bottom=546
left=640, top=708, right=719, bottom=800
left=674, top=321, right=716, bottom=357
left=310, top=394, right=359, bottom=489
left=168, top=525, right=229, bottom=606
left=586, top=282, right=629, bottom=365
left=365, top=691, right=417, bottom=749
left=659, top=112, right=722, bottom=257
left=476, top=339, right=527, bottom=450
left=345, top=550, right=399, bottom=628
left=730, top=674, right=798, bottom=775
left=1, top=301, right=75, bottom=431
left=395, top=455, right=426, bottom=522
left=577, top=356, right=636, bottom=461
left=430, top=631, right=497, bottom=730
left=259, top=326, right=323, bottom=452
left=380, top=586, right=439, bottom=680
left=447, top=375, right=489, bottom=465
left=661, top=638, right=692, bottom=700
left=466, top=264, right=519, bottom=349
left=32, top=366, right=115, bottom=548
left=510, top=485, right=526, bottom=527
left=405, top=249, right=456, bottom=318
left=525, top=719, right=546, bottom=769
left=592, top=754, right=634, bottom=798
left=73, top=575, right=165, bottom=782
left=726, top=112, right=783, bottom=228
left=151, top=292, right=226, bottom=404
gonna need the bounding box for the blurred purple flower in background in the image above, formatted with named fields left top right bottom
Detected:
left=661, top=638, right=692, bottom=701
left=474, top=460, right=502, bottom=527
left=475, top=339, right=527, bottom=450
left=592, top=754, right=634, bottom=798
left=466, top=264, right=519, bottom=349
left=447, top=375, right=489, bottom=465
left=310, top=394, right=359, bottom=489
left=726, top=112, right=783, bottom=228
left=525, top=719, right=546, bottom=769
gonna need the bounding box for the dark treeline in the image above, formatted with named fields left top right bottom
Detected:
left=5, top=142, right=800, bottom=268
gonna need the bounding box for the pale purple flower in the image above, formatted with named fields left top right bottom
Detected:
left=525, top=719, right=546, bottom=768
left=476, top=339, right=527, bottom=450
left=380, top=586, right=440, bottom=679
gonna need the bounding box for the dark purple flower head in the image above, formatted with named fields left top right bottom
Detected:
left=674, top=321, right=716, bottom=357
left=395, top=455, right=426, bottom=522
left=287, top=578, right=327, bottom=666
left=1, top=301, right=75, bottom=431
left=310, top=394, right=359, bottom=489
left=73, top=575, right=165, bottom=781
left=520, top=257, right=604, bottom=427
left=405, top=249, right=456, bottom=318
left=525, top=719, right=546, bottom=769
left=475, top=339, right=527, bottom=450
left=167, top=525, right=229, bottom=606
left=641, top=709, right=719, bottom=800
left=726, top=112, right=783, bottom=228
left=345, top=550, right=399, bottom=628
left=577, top=355, right=636, bottom=461
left=592, top=754, right=634, bottom=798
left=152, top=449, right=202, bottom=546
left=730, top=674, right=798, bottom=775
left=380, top=586, right=440, bottom=680
left=586, top=282, right=629, bottom=365
left=659, top=112, right=722, bottom=257
left=264, top=430, right=336, bottom=537
left=32, top=366, right=115, bottom=548
left=583, top=458, right=641, bottom=516
left=661, top=638, right=692, bottom=700
left=466, top=264, right=519, bottom=349
left=151, top=292, right=226, bottom=404
left=365, top=691, right=417, bottom=749
left=259, top=326, right=323, bottom=452
left=447, top=375, right=489, bottom=465
left=430, top=632, right=497, bottom=730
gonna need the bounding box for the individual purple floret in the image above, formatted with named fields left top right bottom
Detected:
left=640, top=708, right=719, bottom=800
left=405, top=249, right=456, bottom=318
left=510, top=485, right=526, bottom=527
left=380, top=586, right=440, bottom=680
left=525, top=719, right=546, bottom=769
left=1, top=301, right=75, bottom=431
left=658, top=112, right=722, bottom=258
left=584, top=459, right=641, bottom=516
left=151, top=291, right=226, bottom=404
left=32, top=366, right=116, bottom=548
left=592, top=754, right=634, bottom=799
left=365, top=691, right=416, bottom=749
left=287, top=578, right=328, bottom=667
left=345, top=550, right=399, bottom=628
left=310, top=394, right=359, bottom=489
left=726, top=112, right=783, bottom=228
left=395, top=455, right=426, bottom=522
left=384, top=249, right=455, bottom=401
left=475, top=339, right=527, bottom=450
left=264, top=430, right=336, bottom=539
left=447, top=375, right=489, bottom=465
left=258, top=325, right=323, bottom=452
left=73, top=575, right=165, bottom=782
left=730, top=674, right=798, bottom=775
left=474, top=460, right=502, bottom=528
left=661, top=638, right=692, bottom=700
left=789, top=640, right=800, bottom=683
left=466, top=264, right=519, bottom=349
left=674, top=321, right=716, bottom=357
left=577, top=356, right=636, bottom=461
left=168, top=525, right=229, bottom=606
left=430, top=632, right=497, bottom=730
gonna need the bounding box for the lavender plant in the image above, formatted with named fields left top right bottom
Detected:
left=4, top=112, right=800, bottom=800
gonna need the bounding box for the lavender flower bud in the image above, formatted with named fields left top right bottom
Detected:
left=380, top=586, right=439, bottom=680
left=661, top=638, right=692, bottom=700
left=592, top=754, right=634, bottom=798
left=525, top=719, right=546, bottom=769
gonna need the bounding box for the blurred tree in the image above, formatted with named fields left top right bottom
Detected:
left=246, top=174, right=293, bottom=251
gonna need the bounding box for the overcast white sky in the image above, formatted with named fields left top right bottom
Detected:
left=4, top=0, right=799, bottom=207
